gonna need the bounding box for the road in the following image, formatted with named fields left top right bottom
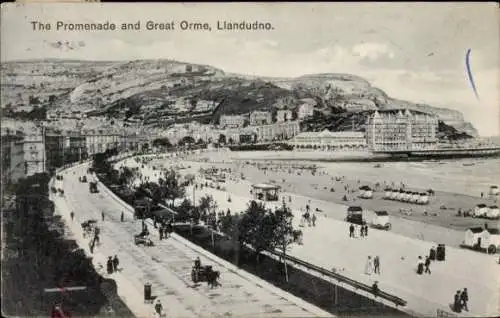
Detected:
left=54, top=164, right=332, bottom=318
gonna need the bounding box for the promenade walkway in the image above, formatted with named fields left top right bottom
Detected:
left=53, top=164, right=333, bottom=318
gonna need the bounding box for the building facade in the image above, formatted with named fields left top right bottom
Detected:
left=298, top=103, right=314, bottom=119
left=1, top=129, right=26, bottom=185
left=289, top=130, right=367, bottom=149
left=249, top=111, right=272, bottom=126
left=365, top=109, right=438, bottom=151
left=22, top=127, right=45, bottom=176
left=253, top=121, right=300, bottom=142
left=219, top=115, right=245, bottom=129
left=276, top=109, right=293, bottom=123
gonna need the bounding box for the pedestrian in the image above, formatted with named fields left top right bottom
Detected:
left=121, top=211, right=124, bottom=222
left=364, top=225, right=369, bottom=237
left=460, top=288, right=469, bottom=311
left=373, top=256, right=380, bottom=274
left=453, top=290, right=462, bottom=313
left=417, top=256, right=424, bottom=275
left=159, top=226, right=164, bottom=240
left=349, top=224, right=355, bottom=238
left=372, top=281, right=379, bottom=296
left=112, top=255, right=119, bottom=272
left=101, top=211, right=105, bottom=222
left=424, top=256, right=431, bottom=274
left=429, top=246, right=436, bottom=261
left=154, top=299, right=163, bottom=316
left=106, top=256, right=114, bottom=274
left=312, top=214, right=317, bottom=227
left=365, top=256, right=373, bottom=275
left=70, top=211, right=74, bottom=221
left=360, top=225, right=365, bottom=238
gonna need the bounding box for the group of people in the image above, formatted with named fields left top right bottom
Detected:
left=416, top=255, right=432, bottom=275
left=364, top=255, right=381, bottom=275
left=300, top=210, right=317, bottom=227
left=453, top=288, right=469, bottom=313
left=349, top=223, right=369, bottom=238
left=106, top=255, right=120, bottom=274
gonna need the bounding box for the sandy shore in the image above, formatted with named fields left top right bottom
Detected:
left=180, top=151, right=499, bottom=234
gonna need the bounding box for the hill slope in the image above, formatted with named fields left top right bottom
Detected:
left=0, top=59, right=477, bottom=137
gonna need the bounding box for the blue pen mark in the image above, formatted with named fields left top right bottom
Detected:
left=465, top=49, right=480, bottom=100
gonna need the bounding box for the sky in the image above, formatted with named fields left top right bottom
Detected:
left=1, top=2, right=499, bottom=136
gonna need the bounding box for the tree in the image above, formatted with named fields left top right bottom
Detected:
left=152, top=138, right=172, bottom=148
left=159, top=169, right=186, bottom=208
left=272, top=202, right=295, bottom=282
left=119, top=166, right=136, bottom=188
left=238, top=200, right=276, bottom=263
left=198, top=194, right=217, bottom=215
left=177, top=198, right=194, bottom=222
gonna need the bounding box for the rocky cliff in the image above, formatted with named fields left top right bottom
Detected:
left=0, top=59, right=477, bottom=137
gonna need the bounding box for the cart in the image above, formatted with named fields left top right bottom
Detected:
left=134, top=232, right=154, bottom=246
left=191, top=265, right=219, bottom=286
left=372, top=210, right=391, bottom=230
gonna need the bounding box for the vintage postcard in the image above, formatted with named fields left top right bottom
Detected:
left=1, top=2, right=499, bottom=318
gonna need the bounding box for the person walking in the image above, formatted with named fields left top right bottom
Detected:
left=106, top=256, right=114, bottom=274
left=112, top=255, right=119, bottom=272
left=365, top=256, right=373, bottom=275
left=70, top=211, right=74, bottom=221
left=360, top=225, right=365, bottom=238
left=424, top=256, right=431, bottom=274
left=373, top=256, right=380, bottom=274
left=460, top=288, right=469, bottom=311
left=349, top=224, right=355, bottom=238
left=417, top=256, right=424, bottom=275
left=364, top=225, right=369, bottom=237
left=453, top=290, right=462, bottom=313
left=120, top=211, right=124, bottom=222
left=312, top=214, right=317, bottom=227
left=101, top=211, right=105, bottom=222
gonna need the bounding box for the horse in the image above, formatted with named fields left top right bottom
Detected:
left=207, top=269, right=221, bottom=289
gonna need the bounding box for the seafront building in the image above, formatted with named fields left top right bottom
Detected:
left=219, top=115, right=245, bottom=129
left=1, top=128, right=26, bottom=185
left=249, top=111, right=272, bottom=126
left=288, top=130, right=367, bottom=150
left=365, top=109, right=439, bottom=151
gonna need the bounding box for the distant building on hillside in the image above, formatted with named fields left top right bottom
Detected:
left=253, top=121, right=300, bottom=142
left=22, top=126, right=45, bottom=176
left=219, top=115, right=245, bottom=129
left=276, top=109, right=293, bottom=123
left=250, top=111, right=272, bottom=126
left=365, top=109, right=438, bottom=152
left=298, top=103, right=314, bottom=119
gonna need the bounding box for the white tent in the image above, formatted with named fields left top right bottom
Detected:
left=489, top=185, right=499, bottom=196
left=474, top=204, right=489, bottom=217
left=479, top=228, right=500, bottom=253
left=487, top=206, right=500, bottom=219
left=418, top=193, right=429, bottom=205
left=464, top=227, right=484, bottom=247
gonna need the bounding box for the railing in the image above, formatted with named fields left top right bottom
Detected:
left=267, top=249, right=408, bottom=308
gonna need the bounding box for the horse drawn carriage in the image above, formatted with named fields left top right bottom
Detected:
left=134, top=229, right=154, bottom=246
left=191, top=264, right=220, bottom=288
left=79, top=176, right=87, bottom=183
left=81, top=219, right=98, bottom=238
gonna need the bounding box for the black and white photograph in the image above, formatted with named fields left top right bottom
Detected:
left=1, top=3, right=499, bottom=318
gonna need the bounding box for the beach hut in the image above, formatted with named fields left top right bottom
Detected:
left=473, top=204, right=489, bottom=217
left=479, top=228, right=500, bottom=253
left=384, top=188, right=392, bottom=199
left=396, top=189, right=405, bottom=201
left=372, top=210, right=391, bottom=230
left=403, top=191, right=412, bottom=202
left=359, top=185, right=373, bottom=199
left=251, top=183, right=281, bottom=201
left=489, top=185, right=499, bottom=196
left=418, top=192, right=430, bottom=205
left=487, top=206, right=500, bottom=219
left=464, top=227, right=486, bottom=248
left=411, top=192, right=420, bottom=203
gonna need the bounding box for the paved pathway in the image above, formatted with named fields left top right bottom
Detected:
left=53, top=165, right=332, bottom=318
